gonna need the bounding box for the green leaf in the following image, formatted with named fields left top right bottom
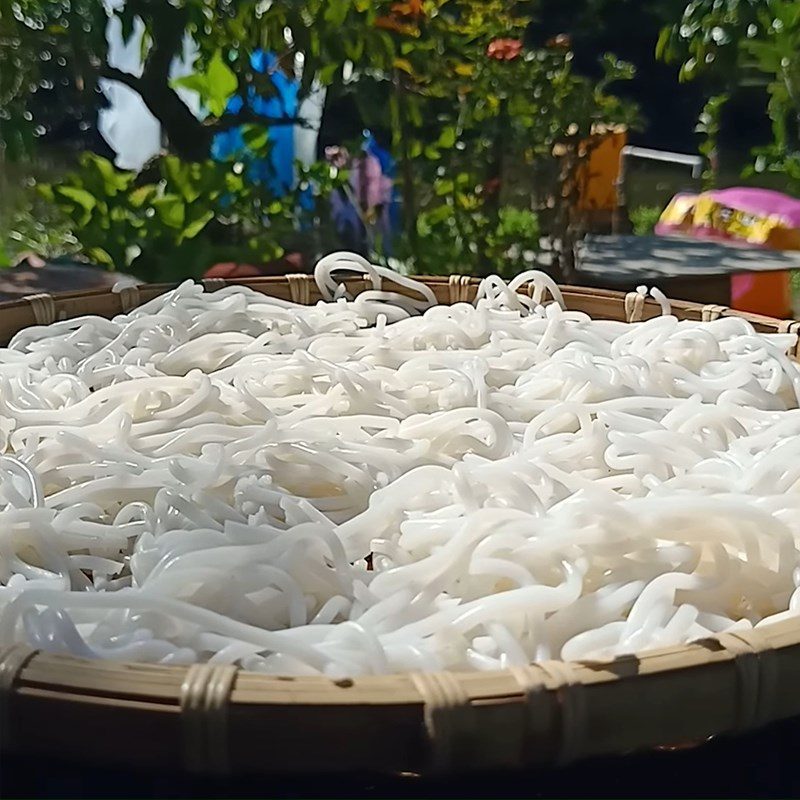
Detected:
left=324, top=0, right=350, bottom=27
left=86, top=247, right=115, bottom=267
left=129, top=185, right=156, bottom=208
left=394, top=58, right=415, bottom=75
left=173, top=74, right=205, bottom=94
left=93, top=155, right=135, bottom=195
left=162, top=157, right=202, bottom=203
left=435, top=179, right=454, bottom=196
left=655, top=27, right=672, bottom=61
left=109, top=205, right=130, bottom=223
left=425, top=205, right=452, bottom=225
left=206, top=51, right=238, bottom=116
left=407, top=97, right=423, bottom=128
left=173, top=51, right=237, bottom=118
left=180, top=208, right=214, bottom=241
left=318, top=62, right=340, bottom=85
left=55, top=186, right=97, bottom=213
left=241, top=124, right=269, bottom=153
left=437, top=126, right=457, bottom=149
left=744, top=40, right=782, bottom=71
left=72, top=154, right=134, bottom=198
left=153, top=195, right=186, bottom=229
left=346, top=34, right=365, bottom=62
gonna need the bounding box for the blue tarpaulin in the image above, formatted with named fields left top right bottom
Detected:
left=210, top=55, right=401, bottom=253
left=211, top=50, right=296, bottom=196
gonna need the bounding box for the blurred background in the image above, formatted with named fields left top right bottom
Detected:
left=1, top=0, right=798, bottom=293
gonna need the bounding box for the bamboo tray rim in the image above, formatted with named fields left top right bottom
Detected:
left=2, top=272, right=800, bottom=777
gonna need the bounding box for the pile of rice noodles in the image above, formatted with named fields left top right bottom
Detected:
left=2, top=252, right=800, bottom=676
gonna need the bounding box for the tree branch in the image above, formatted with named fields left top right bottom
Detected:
left=98, top=4, right=311, bottom=162
left=208, top=110, right=308, bottom=134
left=99, top=65, right=144, bottom=93
left=98, top=61, right=210, bottom=160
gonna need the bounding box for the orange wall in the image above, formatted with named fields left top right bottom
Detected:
left=576, top=131, right=627, bottom=212
left=731, top=272, right=792, bottom=319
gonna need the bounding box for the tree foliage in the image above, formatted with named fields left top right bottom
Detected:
left=656, top=0, right=762, bottom=82
left=0, top=0, right=107, bottom=158
left=659, top=0, right=800, bottom=191
left=1, top=0, right=639, bottom=279
left=1, top=0, right=392, bottom=160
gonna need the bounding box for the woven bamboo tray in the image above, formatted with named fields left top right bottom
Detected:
left=2, top=272, right=800, bottom=778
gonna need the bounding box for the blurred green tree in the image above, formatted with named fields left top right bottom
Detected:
left=659, top=0, right=800, bottom=191
left=1, top=0, right=638, bottom=280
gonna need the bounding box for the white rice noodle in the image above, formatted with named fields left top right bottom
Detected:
left=0, top=253, right=799, bottom=675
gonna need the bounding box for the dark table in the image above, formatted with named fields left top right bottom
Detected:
left=573, top=235, right=800, bottom=309
left=577, top=235, right=800, bottom=281
left=0, top=258, right=138, bottom=303
left=3, top=716, right=800, bottom=799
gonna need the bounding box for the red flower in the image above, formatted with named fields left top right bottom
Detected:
left=486, top=38, right=523, bottom=61
left=391, top=0, right=423, bottom=16
left=375, top=0, right=424, bottom=34
left=483, top=177, right=502, bottom=195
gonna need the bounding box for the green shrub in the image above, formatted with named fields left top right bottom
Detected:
left=40, top=153, right=343, bottom=283
left=1, top=187, right=78, bottom=268
left=415, top=193, right=540, bottom=278
left=629, top=205, right=662, bottom=237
